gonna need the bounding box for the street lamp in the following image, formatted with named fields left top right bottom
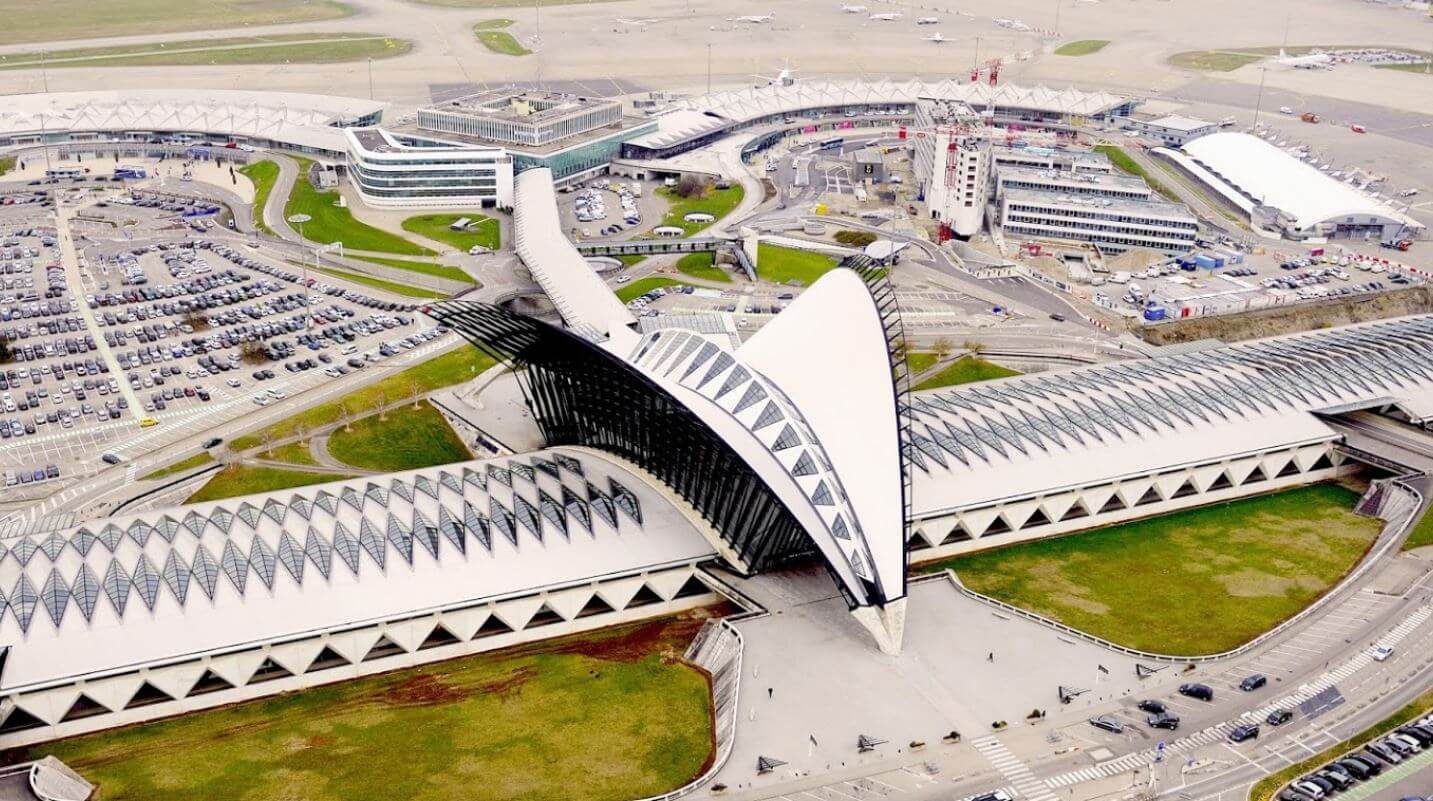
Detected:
left=287, top=213, right=313, bottom=328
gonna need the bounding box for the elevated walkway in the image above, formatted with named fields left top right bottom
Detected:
left=575, top=235, right=757, bottom=281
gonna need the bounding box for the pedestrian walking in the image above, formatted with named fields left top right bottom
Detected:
left=987, top=652, right=994, bottom=662
left=768, top=687, right=774, bottom=699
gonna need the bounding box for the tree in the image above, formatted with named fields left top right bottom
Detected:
left=675, top=174, right=709, bottom=199
left=340, top=403, right=355, bottom=433
left=258, top=429, right=275, bottom=459
left=963, top=339, right=986, bottom=356
left=409, top=381, right=423, bottom=409
left=375, top=391, right=388, bottom=422
left=932, top=336, right=954, bottom=361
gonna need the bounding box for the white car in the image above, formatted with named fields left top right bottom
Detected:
left=1372, top=645, right=1394, bottom=662
left=226, top=378, right=242, bottom=388
left=615, top=275, right=632, bottom=284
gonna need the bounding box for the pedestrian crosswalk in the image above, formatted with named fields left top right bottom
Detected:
left=1044, top=602, right=1433, bottom=791
left=973, top=737, right=1059, bottom=801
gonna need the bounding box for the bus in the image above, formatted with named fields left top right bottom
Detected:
left=818, top=136, right=845, bottom=151
left=44, top=166, right=86, bottom=181
left=113, top=166, right=148, bottom=180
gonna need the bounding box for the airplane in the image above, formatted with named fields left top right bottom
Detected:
left=994, top=17, right=1032, bottom=31
left=755, top=59, right=797, bottom=86
left=840, top=4, right=868, bottom=12
left=924, top=31, right=948, bottom=43
left=730, top=13, right=775, bottom=23
left=869, top=12, right=902, bottom=20
left=916, top=16, right=940, bottom=24
left=1274, top=48, right=1333, bottom=69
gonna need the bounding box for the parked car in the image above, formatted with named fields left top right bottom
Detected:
left=1240, top=674, right=1268, bottom=691
left=1089, top=715, right=1124, bottom=734
left=1229, top=724, right=1260, bottom=743
left=1179, top=683, right=1214, bottom=701
left=1147, top=712, right=1180, bottom=730
left=1137, top=699, right=1166, bottom=714
left=1267, top=709, right=1293, bottom=726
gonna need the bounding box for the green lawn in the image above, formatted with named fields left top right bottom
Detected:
left=1169, top=50, right=1265, bottom=71
left=286, top=156, right=432, bottom=256
left=834, top=229, right=877, bottom=247
left=141, top=452, right=213, bottom=480
left=906, top=352, right=938, bottom=376
left=1055, top=39, right=1109, bottom=56
left=327, top=400, right=472, bottom=472
left=675, top=252, right=731, bottom=283
left=0, top=156, right=14, bottom=177
left=314, top=266, right=450, bottom=300
left=655, top=185, right=746, bottom=236
left=1405, top=508, right=1433, bottom=551
left=617, top=277, right=686, bottom=303
left=0, top=34, right=408, bottom=70
left=922, top=484, right=1382, bottom=655
left=1093, top=144, right=1178, bottom=201
left=913, top=356, right=1020, bottom=390
left=477, top=29, right=531, bottom=56
left=400, top=213, right=502, bottom=252
left=231, top=348, right=496, bottom=452
left=755, top=243, right=840, bottom=286
left=187, top=465, right=353, bottom=504
left=617, top=254, right=647, bottom=267
left=1250, top=687, right=1433, bottom=801
left=351, top=254, right=476, bottom=285
left=258, top=440, right=320, bottom=467
left=0, top=0, right=353, bottom=45
left=18, top=612, right=716, bottom=801
left=474, top=17, right=515, bottom=28
left=238, top=160, right=278, bottom=235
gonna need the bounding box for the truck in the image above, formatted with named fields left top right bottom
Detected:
left=1300, top=112, right=1320, bottom=124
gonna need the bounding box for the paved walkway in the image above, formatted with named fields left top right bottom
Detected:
left=54, top=202, right=143, bottom=423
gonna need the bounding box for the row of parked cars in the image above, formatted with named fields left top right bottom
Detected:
left=1280, top=711, right=1433, bottom=801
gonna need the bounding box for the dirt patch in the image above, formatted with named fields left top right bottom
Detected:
left=1217, top=568, right=1304, bottom=598
left=383, top=671, right=475, bottom=707
left=1137, top=285, right=1433, bottom=345
left=305, top=733, right=336, bottom=749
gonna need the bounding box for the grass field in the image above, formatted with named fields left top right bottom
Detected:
left=617, top=277, right=686, bottom=303
left=913, top=357, right=1020, bottom=390
left=656, top=185, right=745, bottom=235
left=141, top=452, right=213, bottom=480
left=755, top=243, right=840, bottom=285
left=1169, top=50, right=1265, bottom=71
left=0, top=0, right=353, bottom=45
left=258, top=440, right=320, bottom=467
left=1055, top=40, right=1110, bottom=56
left=922, top=484, right=1381, bottom=655
left=17, top=612, right=717, bottom=801
left=0, top=34, right=408, bottom=70
left=315, top=266, right=449, bottom=300
left=1378, top=62, right=1433, bottom=75
left=0, top=157, right=14, bottom=177
left=238, top=160, right=278, bottom=235
left=327, top=400, right=472, bottom=472
left=474, top=18, right=516, bottom=28
left=286, top=157, right=432, bottom=256
left=400, top=213, right=502, bottom=252
left=617, top=254, right=647, bottom=267
left=1405, top=509, right=1433, bottom=551
left=906, top=352, right=938, bottom=376
left=187, top=465, right=352, bottom=504
left=477, top=29, right=531, bottom=56
left=675, top=252, right=731, bottom=283
left=1093, top=144, right=1178, bottom=201
left=351, top=254, right=476, bottom=285
left=231, top=348, right=496, bottom=452
left=1250, top=687, right=1433, bottom=801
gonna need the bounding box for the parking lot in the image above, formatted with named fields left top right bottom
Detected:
left=558, top=177, right=670, bottom=241
left=0, top=189, right=434, bottom=491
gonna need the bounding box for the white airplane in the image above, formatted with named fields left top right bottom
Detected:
left=1274, top=48, right=1333, bottom=69
left=916, top=16, right=940, bottom=24
left=924, top=31, right=948, bottom=43
left=731, top=13, right=775, bottom=23
left=869, top=11, right=902, bottom=20
left=840, top=4, right=868, bottom=13
left=995, top=17, right=1032, bottom=31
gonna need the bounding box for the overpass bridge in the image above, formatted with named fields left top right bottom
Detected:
left=576, top=236, right=756, bottom=280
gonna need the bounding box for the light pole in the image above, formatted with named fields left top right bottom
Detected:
left=707, top=43, right=713, bottom=94
left=1252, top=67, right=1268, bottom=130
left=287, top=213, right=313, bottom=329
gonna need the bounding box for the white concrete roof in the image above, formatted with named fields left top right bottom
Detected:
left=618, top=268, right=907, bottom=605
left=1181, top=132, right=1417, bottom=232
left=0, top=89, right=384, bottom=153
left=0, top=449, right=715, bottom=690
left=511, top=168, right=636, bottom=340
left=1142, top=114, right=1215, bottom=132
left=909, top=315, right=1433, bottom=515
